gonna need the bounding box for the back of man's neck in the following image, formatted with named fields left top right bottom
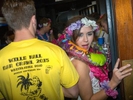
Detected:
left=14, top=29, right=35, bottom=42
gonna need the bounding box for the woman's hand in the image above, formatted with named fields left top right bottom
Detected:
left=109, top=58, right=132, bottom=89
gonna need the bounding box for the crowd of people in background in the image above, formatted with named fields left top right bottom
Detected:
left=0, top=0, right=132, bottom=100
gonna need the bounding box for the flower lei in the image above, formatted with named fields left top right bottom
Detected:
left=100, top=81, right=118, bottom=99
left=59, top=39, right=109, bottom=82
left=57, top=17, right=109, bottom=82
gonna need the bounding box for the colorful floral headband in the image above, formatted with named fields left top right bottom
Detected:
left=58, top=17, right=98, bottom=43
left=65, top=17, right=98, bottom=36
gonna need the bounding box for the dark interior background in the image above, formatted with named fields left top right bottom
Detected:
left=34, top=0, right=92, bottom=13
left=0, top=0, right=106, bottom=48
left=0, top=0, right=97, bottom=22
left=33, top=0, right=96, bottom=23
left=0, top=0, right=98, bottom=21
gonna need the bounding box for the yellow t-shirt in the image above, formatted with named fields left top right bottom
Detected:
left=0, top=39, right=79, bottom=100
left=0, top=92, right=4, bottom=99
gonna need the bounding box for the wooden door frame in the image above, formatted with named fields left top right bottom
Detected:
left=105, top=0, right=133, bottom=100
left=105, top=0, right=118, bottom=68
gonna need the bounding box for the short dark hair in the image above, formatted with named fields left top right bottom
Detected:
left=2, top=0, right=36, bottom=30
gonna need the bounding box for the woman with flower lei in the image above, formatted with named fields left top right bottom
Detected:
left=57, top=15, right=132, bottom=100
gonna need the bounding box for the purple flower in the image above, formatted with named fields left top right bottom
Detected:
left=65, top=27, right=73, bottom=35
left=68, top=23, right=78, bottom=30
left=75, top=20, right=82, bottom=29
left=100, top=80, right=109, bottom=90
left=66, top=20, right=82, bottom=36
left=100, top=80, right=118, bottom=99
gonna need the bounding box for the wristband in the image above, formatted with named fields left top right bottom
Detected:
left=100, top=81, right=118, bottom=99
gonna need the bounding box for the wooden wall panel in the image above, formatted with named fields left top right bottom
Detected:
left=122, top=60, right=133, bottom=100
left=113, top=0, right=133, bottom=60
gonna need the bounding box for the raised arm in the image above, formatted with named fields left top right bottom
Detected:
left=90, top=58, right=132, bottom=100
left=108, top=58, right=132, bottom=89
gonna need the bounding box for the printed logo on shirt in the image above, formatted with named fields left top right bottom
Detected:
left=17, top=73, right=48, bottom=100
left=2, top=54, right=50, bottom=75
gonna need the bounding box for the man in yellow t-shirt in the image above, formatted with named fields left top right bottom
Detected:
left=0, top=0, right=79, bottom=100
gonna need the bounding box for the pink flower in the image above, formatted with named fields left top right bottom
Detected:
left=65, top=27, right=73, bottom=36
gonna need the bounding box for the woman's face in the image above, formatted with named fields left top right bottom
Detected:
left=76, top=26, right=94, bottom=51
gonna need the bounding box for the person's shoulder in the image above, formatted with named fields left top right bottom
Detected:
left=71, top=58, right=90, bottom=73
left=71, top=58, right=88, bottom=68
left=0, top=44, right=10, bottom=56
left=41, top=41, right=65, bottom=52
left=43, top=41, right=61, bottom=48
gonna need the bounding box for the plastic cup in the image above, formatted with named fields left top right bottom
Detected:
left=98, top=37, right=104, bottom=45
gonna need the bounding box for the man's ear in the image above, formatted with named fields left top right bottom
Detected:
left=31, top=15, right=36, bottom=25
